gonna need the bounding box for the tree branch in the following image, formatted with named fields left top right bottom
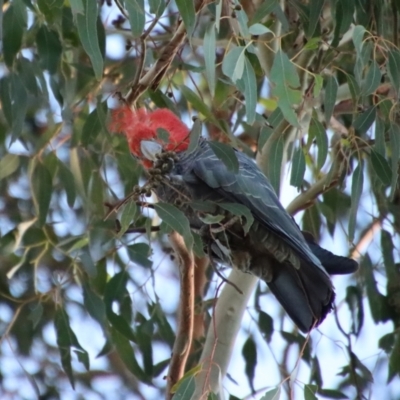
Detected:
left=190, top=270, right=259, bottom=399
left=166, top=231, right=195, bottom=399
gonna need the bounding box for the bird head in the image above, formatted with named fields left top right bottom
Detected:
left=110, top=106, right=190, bottom=167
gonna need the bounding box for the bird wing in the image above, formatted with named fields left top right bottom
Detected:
left=185, top=142, right=327, bottom=275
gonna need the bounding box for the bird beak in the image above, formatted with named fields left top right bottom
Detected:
left=140, top=140, right=163, bottom=161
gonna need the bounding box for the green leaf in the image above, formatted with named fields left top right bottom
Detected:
left=70, top=0, right=84, bottom=16
left=352, top=25, right=366, bottom=56
left=154, top=203, right=194, bottom=250
left=304, top=384, right=318, bottom=400
left=389, top=123, right=400, bottom=200
left=0, top=154, right=20, bottom=181
left=248, top=23, right=272, bottom=35
left=237, top=58, right=257, bottom=124
left=270, top=50, right=301, bottom=127
left=388, top=49, right=400, bottom=97
left=149, top=0, right=166, bottom=16
left=204, top=23, right=216, bottom=96
left=208, top=141, right=239, bottom=173
left=127, top=243, right=152, bottom=268
left=76, top=0, right=103, bottom=80
left=353, top=106, right=375, bottom=136
left=186, top=119, right=202, bottom=155
left=180, top=85, right=219, bottom=124
left=317, top=389, right=349, bottom=399
left=219, top=203, right=254, bottom=235
left=119, top=201, right=139, bottom=235
left=104, top=271, right=137, bottom=341
left=267, top=134, right=284, bottom=196
left=222, top=46, right=246, bottom=83
left=58, top=161, right=76, bottom=208
left=324, top=76, right=338, bottom=124
left=362, top=255, right=388, bottom=324
left=348, top=161, right=363, bottom=242
left=10, top=73, right=28, bottom=141
left=251, top=0, right=279, bottom=24
left=36, top=25, right=62, bottom=74
left=381, top=230, right=397, bottom=282
left=361, top=61, right=381, bottom=96
left=81, top=106, right=104, bottom=146
left=125, top=0, right=145, bottom=38
left=176, top=0, right=196, bottom=36
left=0, top=77, right=12, bottom=128
left=54, top=307, right=89, bottom=389
left=379, top=333, right=395, bottom=354
left=171, top=366, right=198, bottom=397
left=242, top=336, right=257, bottom=392
left=346, top=286, right=364, bottom=336
left=313, top=74, right=323, bottom=97
left=3, top=2, right=27, bottom=67
left=258, top=310, right=274, bottom=343
left=370, top=149, right=392, bottom=186
left=83, top=283, right=107, bottom=327
left=110, top=327, right=149, bottom=381
left=374, top=116, right=386, bottom=156
left=260, top=387, right=281, bottom=400
left=290, top=147, right=306, bottom=188
left=307, top=0, right=324, bottom=38
left=346, top=73, right=360, bottom=104
left=31, top=161, right=53, bottom=227
left=310, top=115, right=328, bottom=169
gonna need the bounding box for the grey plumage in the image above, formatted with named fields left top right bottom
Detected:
left=155, top=139, right=358, bottom=332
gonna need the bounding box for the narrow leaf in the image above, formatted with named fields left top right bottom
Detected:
left=208, top=141, right=239, bottom=173
left=361, top=61, right=381, bottom=96
left=388, top=49, right=400, bottom=97
left=290, top=147, right=306, bottom=188
left=370, top=149, right=392, bottom=186
left=110, top=327, right=148, bottom=381
left=348, top=161, right=363, bottom=242
left=31, top=161, right=53, bottom=227
left=76, top=0, right=103, bottom=80
left=268, top=135, right=284, bottom=196
left=353, top=106, right=376, bottom=136
left=176, top=0, right=196, bottom=36
left=222, top=46, right=246, bottom=83
left=36, top=25, right=62, bottom=74
left=3, top=3, right=27, bottom=67
left=389, top=123, right=400, bottom=200
left=0, top=154, right=20, bottom=181
left=125, top=0, right=145, bottom=38
left=307, top=0, right=324, bottom=38
left=186, top=119, right=202, bottom=155
left=238, top=58, right=257, bottom=124
left=310, top=115, right=328, bottom=169
left=242, top=336, right=257, bottom=392
left=219, top=203, right=254, bottom=235
left=204, top=23, right=216, bottom=96
left=324, top=76, right=338, bottom=123
left=154, top=203, right=194, bottom=250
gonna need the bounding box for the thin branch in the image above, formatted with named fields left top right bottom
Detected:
left=286, top=139, right=346, bottom=216
left=166, top=232, right=195, bottom=399
left=126, top=0, right=208, bottom=105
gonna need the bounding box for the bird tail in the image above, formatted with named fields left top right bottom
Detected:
left=265, top=260, right=335, bottom=332
left=302, top=231, right=359, bottom=275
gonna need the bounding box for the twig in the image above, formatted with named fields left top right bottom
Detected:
left=125, top=0, right=208, bottom=105
left=286, top=139, right=346, bottom=216
left=166, top=232, right=195, bottom=399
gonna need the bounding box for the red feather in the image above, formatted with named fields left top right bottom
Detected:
left=110, top=106, right=190, bottom=160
